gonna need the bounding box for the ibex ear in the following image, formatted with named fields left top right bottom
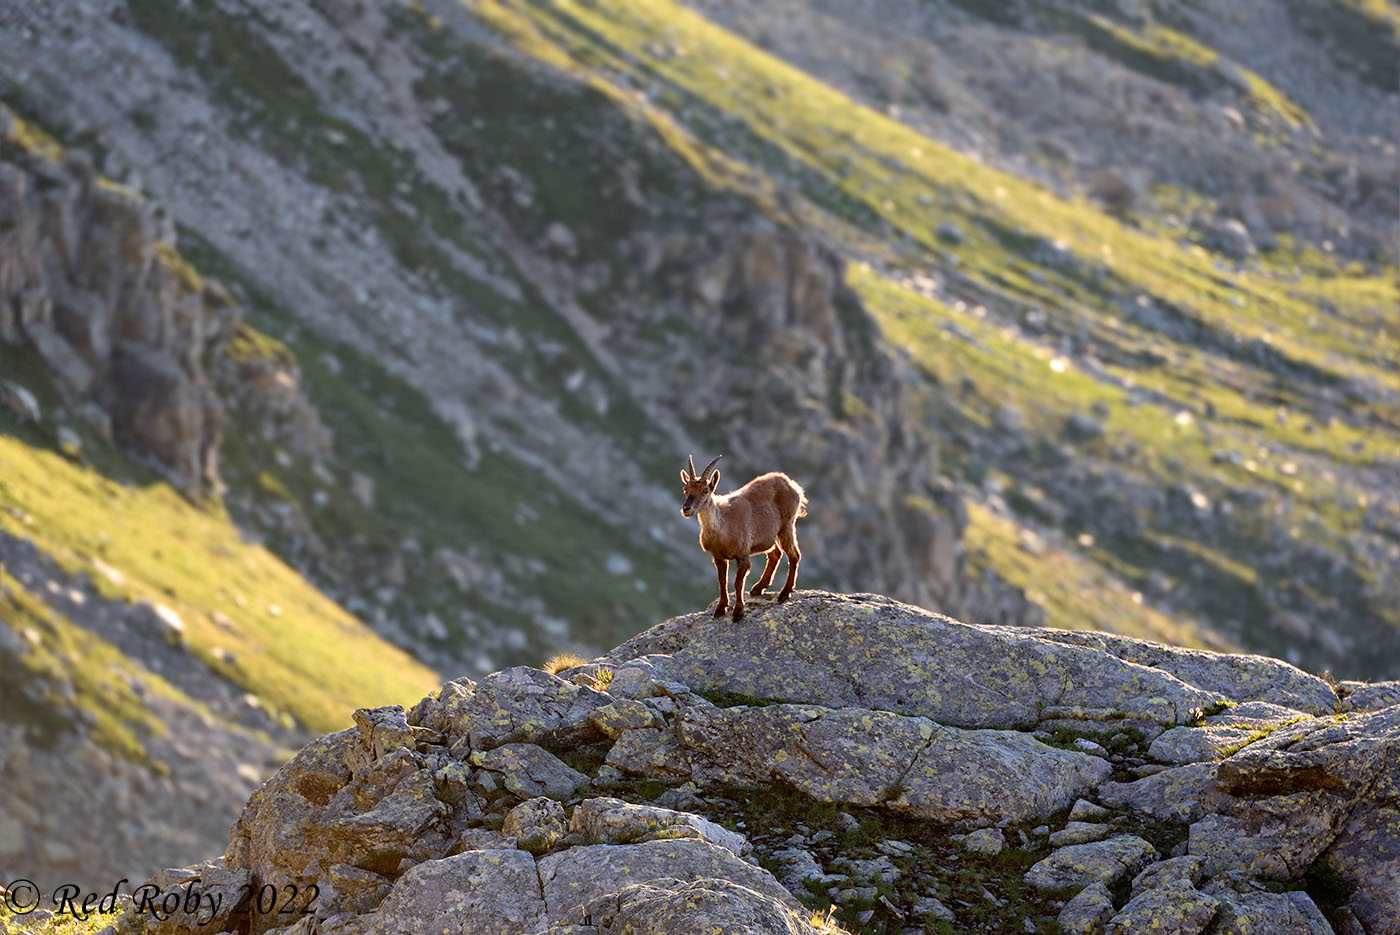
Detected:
left=708, top=471, right=721, bottom=490
left=680, top=470, right=691, bottom=483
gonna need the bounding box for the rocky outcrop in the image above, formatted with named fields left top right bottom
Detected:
left=102, top=592, right=1400, bottom=933
left=0, top=106, right=328, bottom=494
left=0, top=108, right=232, bottom=493
left=673, top=702, right=1111, bottom=822
left=603, top=591, right=1337, bottom=731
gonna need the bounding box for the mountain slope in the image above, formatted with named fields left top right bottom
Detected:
left=0, top=0, right=1396, bottom=894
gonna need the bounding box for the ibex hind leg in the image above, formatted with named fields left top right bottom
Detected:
left=750, top=545, right=782, bottom=596
left=776, top=527, right=801, bottom=602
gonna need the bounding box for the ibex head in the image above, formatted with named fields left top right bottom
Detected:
left=679, top=454, right=722, bottom=517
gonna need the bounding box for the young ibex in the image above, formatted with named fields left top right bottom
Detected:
left=680, top=455, right=807, bottom=622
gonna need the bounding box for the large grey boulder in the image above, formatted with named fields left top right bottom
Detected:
left=676, top=702, right=1110, bottom=822
left=1189, top=706, right=1400, bottom=881
left=570, top=797, right=750, bottom=856
left=1106, top=879, right=1218, bottom=935
left=605, top=592, right=1334, bottom=730
left=311, top=769, right=449, bottom=873
left=225, top=728, right=437, bottom=932
left=470, top=743, right=590, bottom=800
left=1337, top=680, right=1400, bottom=714
left=1024, top=835, right=1158, bottom=891
left=1321, top=707, right=1400, bottom=935
left=452, top=667, right=612, bottom=750
left=363, top=850, right=546, bottom=935
left=1200, top=873, right=1334, bottom=935
left=537, top=839, right=799, bottom=923
left=1148, top=703, right=1307, bottom=765
left=1099, top=763, right=1222, bottom=823
left=121, top=862, right=250, bottom=935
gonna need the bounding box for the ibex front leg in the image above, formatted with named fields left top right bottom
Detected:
left=713, top=556, right=729, bottom=618
left=731, top=556, right=751, bottom=622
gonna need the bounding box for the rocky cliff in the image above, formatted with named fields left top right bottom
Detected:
left=94, top=593, right=1400, bottom=935
left=0, top=110, right=233, bottom=495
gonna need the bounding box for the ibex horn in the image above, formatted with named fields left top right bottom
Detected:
left=686, top=454, right=696, bottom=479
left=700, top=455, right=723, bottom=479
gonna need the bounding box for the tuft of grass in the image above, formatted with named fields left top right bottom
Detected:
left=1191, top=699, right=1238, bottom=725
left=543, top=652, right=587, bottom=674
left=807, top=906, right=856, bottom=935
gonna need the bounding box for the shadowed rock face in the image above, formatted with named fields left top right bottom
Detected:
left=0, top=141, right=234, bottom=493
left=108, top=592, right=1400, bottom=935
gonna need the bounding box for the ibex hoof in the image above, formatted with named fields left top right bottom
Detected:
left=776, top=590, right=793, bottom=603
left=748, top=585, right=766, bottom=597
left=713, top=606, right=728, bottom=618
left=731, top=607, right=745, bottom=622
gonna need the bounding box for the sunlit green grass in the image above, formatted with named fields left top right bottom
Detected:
left=0, top=903, right=114, bottom=935
left=0, top=434, right=440, bottom=738
left=963, top=500, right=1232, bottom=651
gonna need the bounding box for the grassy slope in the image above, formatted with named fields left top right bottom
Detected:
left=470, top=0, right=1399, bottom=669
left=0, top=424, right=438, bottom=736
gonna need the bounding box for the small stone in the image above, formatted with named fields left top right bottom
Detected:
left=1068, top=799, right=1110, bottom=822
left=501, top=796, right=566, bottom=855
left=1, top=382, right=40, bottom=422
left=769, top=847, right=825, bottom=890
left=1130, top=855, right=1207, bottom=895
left=876, top=839, right=916, bottom=857
left=543, top=221, right=577, bottom=258
left=834, top=885, right=878, bottom=907
left=56, top=425, right=82, bottom=458
left=1073, top=738, right=1108, bottom=757
left=42, top=839, right=76, bottom=863
left=1063, top=412, right=1104, bottom=442
left=1050, top=822, right=1110, bottom=847
left=1204, top=218, right=1255, bottom=260
left=350, top=471, right=375, bottom=508
left=936, top=221, right=965, bottom=245
left=910, top=896, right=955, bottom=921
left=964, top=827, right=1006, bottom=856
